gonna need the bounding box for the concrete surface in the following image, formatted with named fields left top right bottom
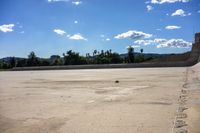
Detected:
left=0, top=65, right=200, bottom=133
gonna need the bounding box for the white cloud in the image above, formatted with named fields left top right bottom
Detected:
left=126, top=45, right=140, bottom=49
left=147, top=5, right=153, bottom=11
left=134, top=38, right=191, bottom=48
left=165, top=25, right=181, bottom=30
left=72, top=1, right=82, bottom=5
left=105, top=38, right=111, bottom=41
left=74, top=20, right=78, bottom=24
left=0, top=24, right=15, bottom=33
left=48, top=0, right=69, bottom=2
left=145, top=1, right=150, bottom=4
left=68, top=33, right=87, bottom=41
left=132, top=45, right=140, bottom=48
left=154, top=38, right=167, bottom=44
left=156, top=39, right=192, bottom=48
left=151, top=0, right=190, bottom=4
left=134, top=40, right=154, bottom=45
left=134, top=38, right=165, bottom=46
left=126, top=45, right=141, bottom=50
left=114, top=30, right=152, bottom=40
left=198, top=10, right=200, bottom=13
left=156, top=28, right=162, bottom=31
left=48, top=0, right=83, bottom=5
left=53, top=29, right=66, bottom=35
left=100, top=34, right=111, bottom=41
left=53, top=30, right=87, bottom=41
left=171, top=9, right=191, bottom=16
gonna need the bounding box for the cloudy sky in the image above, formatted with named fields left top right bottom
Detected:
left=0, top=0, right=200, bottom=58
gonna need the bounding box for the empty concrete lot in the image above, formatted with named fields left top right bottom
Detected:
left=0, top=65, right=200, bottom=133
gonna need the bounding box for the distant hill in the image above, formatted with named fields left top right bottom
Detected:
left=120, top=52, right=173, bottom=60
left=119, top=51, right=191, bottom=62
left=0, top=57, right=25, bottom=63
left=148, top=52, right=191, bottom=62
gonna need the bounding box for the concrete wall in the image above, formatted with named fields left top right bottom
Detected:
left=12, top=56, right=198, bottom=71
left=11, top=61, right=192, bottom=71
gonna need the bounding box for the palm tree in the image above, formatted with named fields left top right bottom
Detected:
left=109, top=49, right=112, bottom=54
left=140, top=49, right=143, bottom=54
left=93, top=50, right=97, bottom=56
left=86, top=53, right=90, bottom=58
left=101, top=50, right=104, bottom=56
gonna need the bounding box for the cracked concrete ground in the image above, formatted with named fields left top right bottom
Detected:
left=0, top=65, right=199, bottom=133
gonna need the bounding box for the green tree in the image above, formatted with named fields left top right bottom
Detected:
left=50, top=55, right=62, bottom=66
left=63, top=50, right=87, bottom=65
left=10, top=57, right=16, bottom=68
left=53, top=58, right=62, bottom=66
left=0, top=61, right=3, bottom=69
left=92, top=50, right=122, bottom=64
left=40, top=59, right=50, bottom=66
left=16, top=59, right=27, bottom=67
left=0, top=61, right=11, bottom=69
left=110, top=53, right=122, bottom=63
left=27, top=51, right=39, bottom=66
left=127, top=46, right=134, bottom=63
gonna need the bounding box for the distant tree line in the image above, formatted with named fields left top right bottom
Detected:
left=0, top=48, right=151, bottom=69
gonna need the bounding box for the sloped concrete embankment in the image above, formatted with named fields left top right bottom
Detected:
left=173, top=63, right=200, bottom=133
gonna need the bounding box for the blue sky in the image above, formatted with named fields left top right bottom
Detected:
left=0, top=0, right=200, bottom=58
